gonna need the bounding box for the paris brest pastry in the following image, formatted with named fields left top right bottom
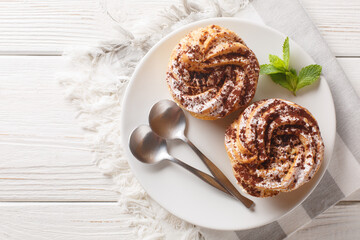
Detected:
left=166, top=25, right=259, bottom=120
left=225, top=99, right=324, bottom=197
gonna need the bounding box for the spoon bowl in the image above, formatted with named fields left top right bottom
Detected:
left=149, top=99, right=186, bottom=140
left=129, top=125, right=169, bottom=165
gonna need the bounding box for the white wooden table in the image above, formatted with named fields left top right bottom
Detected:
left=0, top=0, right=359, bottom=239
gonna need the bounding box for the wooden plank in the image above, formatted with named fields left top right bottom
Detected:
left=301, top=0, right=360, bottom=56
left=0, top=0, right=358, bottom=56
left=0, top=201, right=357, bottom=239
left=0, top=0, right=170, bottom=55
left=0, top=0, right=114, bottom=55
left=0, top=56, right=118, bottom=201
left=0, top=203, right=128, bottom=239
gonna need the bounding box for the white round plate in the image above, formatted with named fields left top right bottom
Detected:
left=120, top=18, right=336, bottom=230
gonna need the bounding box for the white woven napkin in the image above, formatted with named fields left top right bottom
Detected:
left=59, top=0, right=360, bottom=239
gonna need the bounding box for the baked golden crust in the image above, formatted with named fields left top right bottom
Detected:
left=225, top=99, right=325, bottom=197
left=166, top=25, right=259, bottom=120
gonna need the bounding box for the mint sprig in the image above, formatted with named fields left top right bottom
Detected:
left=260, top=37, right=322, bottom=95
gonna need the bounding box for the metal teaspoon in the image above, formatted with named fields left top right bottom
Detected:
left=129, top=125, right=231, bottom=196
left=148, top=99, right=254, bottom=208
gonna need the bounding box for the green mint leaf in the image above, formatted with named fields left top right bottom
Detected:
left=269, top=54, right=285, bottom=70
left=260, top=64, right=284, bottom=75
left=260, top=36, right=322, bottom=96
left=283, top=37, right=290, bottom=70
left=269, top=73, right=293, bottom=92
left=285, top=69, right=298, bottom=95
left=296, top=64, right=322, bottom=91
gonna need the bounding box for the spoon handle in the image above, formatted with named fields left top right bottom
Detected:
left=171, top=157, right=230, bottom=195
left=182, top=137, right=254, bottom=208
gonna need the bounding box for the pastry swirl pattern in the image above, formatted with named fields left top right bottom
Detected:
left=166, top=25, right=259, bottom=120
left=225, top=99, right=324, bottom=197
